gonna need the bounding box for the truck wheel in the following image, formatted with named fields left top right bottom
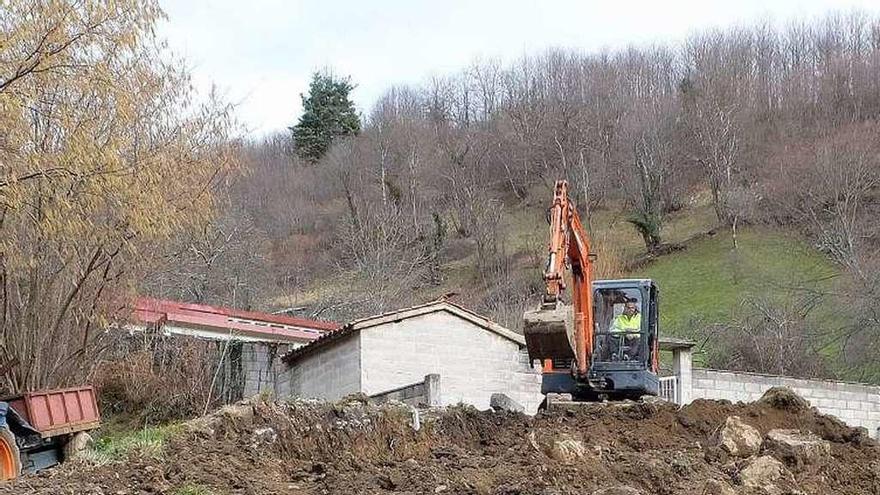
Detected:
left=63, top=432, right=93, bottom=461
left=0, top=427, right=21, bottom=481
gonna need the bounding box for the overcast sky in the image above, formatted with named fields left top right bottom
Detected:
left=159, top=0, right=880, bottom=137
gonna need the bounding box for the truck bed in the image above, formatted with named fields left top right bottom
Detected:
left=5, top=386, right=100, bottom=438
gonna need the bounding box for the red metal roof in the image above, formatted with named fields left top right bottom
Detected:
left=132, top=297, right=339, bottom=343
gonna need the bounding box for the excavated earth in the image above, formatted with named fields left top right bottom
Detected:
left=2, top=388, right=879, bottom=494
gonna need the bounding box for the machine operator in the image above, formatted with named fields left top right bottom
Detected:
left=610, top=299, right=641, bottom=360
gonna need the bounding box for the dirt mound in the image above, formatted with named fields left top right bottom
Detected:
left=757, top=387, right=812, bottom=413
left=3, top=389, right=879, bottom=494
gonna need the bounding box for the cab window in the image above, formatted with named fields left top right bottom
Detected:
left=593, top=288, right=645, bottom=363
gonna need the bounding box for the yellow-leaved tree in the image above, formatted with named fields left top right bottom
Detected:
left=0, top=0, right=238, bottom=392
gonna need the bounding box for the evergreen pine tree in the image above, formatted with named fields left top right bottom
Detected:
left=290, top=72, right=360, bottom=162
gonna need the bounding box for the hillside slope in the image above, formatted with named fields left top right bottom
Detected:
left=284, top=201, right=839, bottom=335
left=630, top=228, right=838, bottom=336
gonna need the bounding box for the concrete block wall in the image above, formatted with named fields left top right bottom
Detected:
left=370, top=374, right=441, bottom=407
left=358, top=311, right=544, bottom=413
left=285, top=333, right=362, bottom=400
left=241, top=343, right=290, bottom=398
left=692, top=369, right=880, bottom=437
left=512, top=348, right=544, bottom=410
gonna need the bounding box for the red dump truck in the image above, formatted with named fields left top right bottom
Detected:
left=0, top=386, right=101, bottom=481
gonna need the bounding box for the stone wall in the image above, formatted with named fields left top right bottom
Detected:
left=240, top=343, right=290, bottom=398
left=692, top=368, right=880, bottom=437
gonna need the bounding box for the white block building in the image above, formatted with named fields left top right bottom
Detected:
left=279, top=300, right=544, bottom=412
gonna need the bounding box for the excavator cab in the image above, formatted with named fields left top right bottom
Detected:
left=533, top=279, right=660, bottom=401
left=587, top=279, right=660, bottom=398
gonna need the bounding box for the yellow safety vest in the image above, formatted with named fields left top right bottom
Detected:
left=611, top=313, right=641, bottom=334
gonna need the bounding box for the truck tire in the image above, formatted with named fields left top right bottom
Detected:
left=63, top=431, right=93, bottom=461
left=0, top=427, right=21, bottom=481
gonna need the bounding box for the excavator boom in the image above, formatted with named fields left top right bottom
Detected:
left=523, top=180, right=594, bottom=375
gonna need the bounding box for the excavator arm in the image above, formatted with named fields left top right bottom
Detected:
left=526, top=180, right=595, bottom=377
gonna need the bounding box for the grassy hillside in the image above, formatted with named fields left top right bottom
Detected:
left=630, top=228, right=839, bottom=337
left=506, top=199, right=839, bottom=336
left=277, top=194, right=859, bottom=375
left=503, top=201, right=846, bottom=377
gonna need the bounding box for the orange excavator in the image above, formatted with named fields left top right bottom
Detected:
left=523, top=180, right=660, bottom=402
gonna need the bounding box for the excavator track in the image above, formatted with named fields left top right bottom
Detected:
left=540, top=392, right=665, bottom=412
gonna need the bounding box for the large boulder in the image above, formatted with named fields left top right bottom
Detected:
left=711, top=416, right=763, bottom=458
left=764, top=429, right=830, bottom=469
left=490, top=393, right=525, bottom=413
left=62, top=431, right=94, bottom=461
left=739, top=455, right=788, bottom=488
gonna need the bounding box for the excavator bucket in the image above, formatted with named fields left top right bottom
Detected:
left=522, top=303, right=575, bottom=361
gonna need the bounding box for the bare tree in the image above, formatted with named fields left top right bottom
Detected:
left=141, top=199, right=274, bottom=310
left=620, top=95, right=681, bottom=253
left=0, top=0, right=237, bottom=392
left=699, top=296, right=827, bottom=378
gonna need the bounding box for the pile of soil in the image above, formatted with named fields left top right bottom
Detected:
left=3, top=388, right=879, bottom=494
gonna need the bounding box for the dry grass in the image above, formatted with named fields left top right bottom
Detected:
left=591, top=231, right=625, bottom=280
left=95, top=335, right=227, bottom=424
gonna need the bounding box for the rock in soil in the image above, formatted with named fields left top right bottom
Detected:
left=739, top=455, right=789, bottom=488
left=711, top=415, right=763, bottom=457
left=763, top=429, right=831, bottom=469
left=549, top=433, right=590, bottom=463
